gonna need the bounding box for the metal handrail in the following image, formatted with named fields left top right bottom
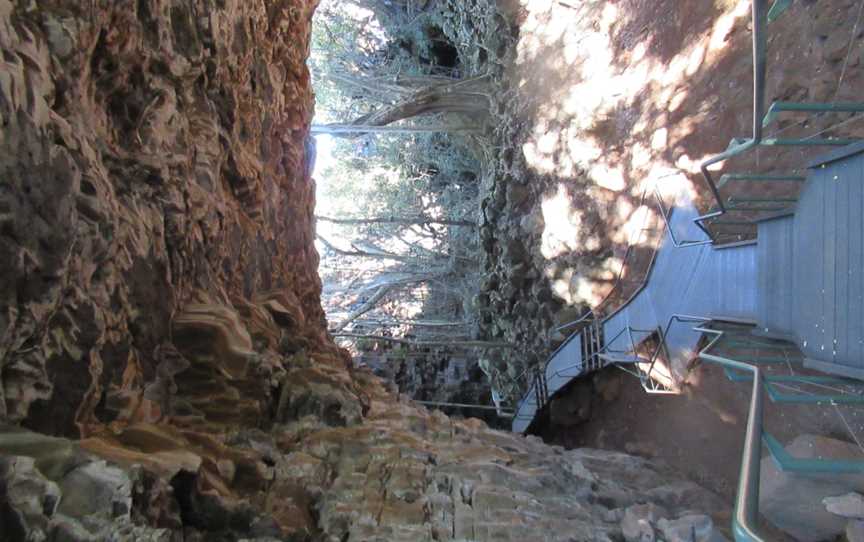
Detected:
left=511, top=0, right=767, bottom=419
left=630, top=315, right=766, bottom=541
left=682, top=0, right=768, bottom=247
left=694, top=324, right=766, bottom=542
left=508, top=188, right=665, bottom=417
left=510, top=324, right=631, bottom=420
left=516, top=0, right=836, bottom=532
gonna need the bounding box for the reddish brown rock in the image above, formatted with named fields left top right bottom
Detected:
left=0, top=0, right=323, bottom=437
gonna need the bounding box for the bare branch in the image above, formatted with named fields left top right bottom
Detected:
left=330, top=286, right=393, bottom=332
left=316, top=215, right=475, bottom=227
left=311, top=123, right=480, bottom=135
left=316, top=234, right=410, bottom=262
left=332, top=333, right=515, bottom=348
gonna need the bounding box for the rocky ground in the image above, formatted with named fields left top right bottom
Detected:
left=2, top=393, right=734, bottom=541
left=534, top=363, right=864, bottom=541
left=0, top=1, right=734, bottom=540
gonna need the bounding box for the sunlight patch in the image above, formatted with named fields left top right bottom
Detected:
left=551, top=268, right=576, bottom=304
left=574, top=275, right=603, bottom=306
left=710, top=0, right=752, bottom=52
left=536, top=131, right=558, bottom=155
left=548, top=269, right=605, bottom=307
left=540, top=184, right=582, bottom=259
left=620, top=202, right=654, bottom=245
left=522, top=141, right=555, bottom=174
left=589, top=164, right=626, bottom=192
left=650, top=128, right=668, bottom=151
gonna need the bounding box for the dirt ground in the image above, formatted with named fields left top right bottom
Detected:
left=509, top=0, right=864, bottom=306
left=534, top=352, right=864, bottom=495
left=531, top=326, right=864, bottom=540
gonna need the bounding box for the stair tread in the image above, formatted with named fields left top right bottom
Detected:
left=792, top=147, right=864, bottom=377
left=756, top=215, right=796, bottom=336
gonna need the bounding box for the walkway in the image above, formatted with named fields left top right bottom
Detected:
left=513, top=186, right=761, bottom=432
left=514, top=142, right=864, bottom=432
left=769, top=142, right=864, bottom=379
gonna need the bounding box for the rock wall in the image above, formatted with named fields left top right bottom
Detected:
left=0, top=0, right=321, bottom=435
left=0, top=1, right=730, bottom=540
left=389, top=352, right=504, bottom=426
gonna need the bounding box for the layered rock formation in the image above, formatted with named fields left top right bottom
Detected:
left=0, top=0, right=322, bottom=435
left=0, top=1, right=729, bottom=540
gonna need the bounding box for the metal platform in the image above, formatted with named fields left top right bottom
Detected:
left=604, top=194, right=759, bottom=371
left=512, top=191, right=760, bottom=432
left=513, top=143, right=864, bottom=432
left=788, top=142, right=864, bottom=379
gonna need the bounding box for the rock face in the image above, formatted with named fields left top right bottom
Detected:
left=389, top=351, right=504, bottom=426
left=0, top=1, right=729, bottom=540
left=0, top=0, right=322, bottom=434
left=2, top=389, right=733, bottom=541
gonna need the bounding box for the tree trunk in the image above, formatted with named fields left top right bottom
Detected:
left=352, top=75, right=490, bottom=127
left=327, top=270, right=449, bottom=331
left=332, top=333, right=514, bottom=348
left=311, top=75, right=491, bottom=137
left=316, top=215, right=475, bottom=227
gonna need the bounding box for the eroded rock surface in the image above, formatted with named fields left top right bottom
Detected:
left=0, top=0, right=322, bottom=433
left=0, top=1, right=729, bottom=540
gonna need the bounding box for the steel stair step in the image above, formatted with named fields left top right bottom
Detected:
left=763, top=431, right=864, bottom=473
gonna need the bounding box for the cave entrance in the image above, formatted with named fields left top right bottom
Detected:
left=424, top=24, right=459, bottom=70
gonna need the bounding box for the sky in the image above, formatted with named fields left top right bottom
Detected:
left=313, top=134, right=336, bottom=179
left=312, top=134, right=337, bottom=259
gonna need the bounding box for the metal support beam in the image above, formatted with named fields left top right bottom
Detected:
left=763, top=101, right=864, bottom=127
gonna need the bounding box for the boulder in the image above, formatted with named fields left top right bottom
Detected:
left=276, top=366, right=365, bottom=427
left=0, top=425, right=86, bottom=479
left=824, top=492, right=864, bottom=519
left=0, top=455, right=61, bottom=539
left=759, top=434, right=864, bottom=542
left=620, top=503, right=665, bottom=542
left=656, top=514, right=714, bottom=542
left=849, top=520, right=864, bottom=542
left=57, top=460, right=132, bottom=525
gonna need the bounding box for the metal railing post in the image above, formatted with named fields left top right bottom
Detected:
left=687, top=0, right=769, bottom=245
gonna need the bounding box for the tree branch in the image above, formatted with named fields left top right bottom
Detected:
left=311, top=123, right=480, bottom=135
left=332, top=333, right=514, bottom=348
left=316, top=215, right=475, bottom=227
left=330, top=286, right=393, bottom=333
left=316, top=234, right=409, bottom=262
